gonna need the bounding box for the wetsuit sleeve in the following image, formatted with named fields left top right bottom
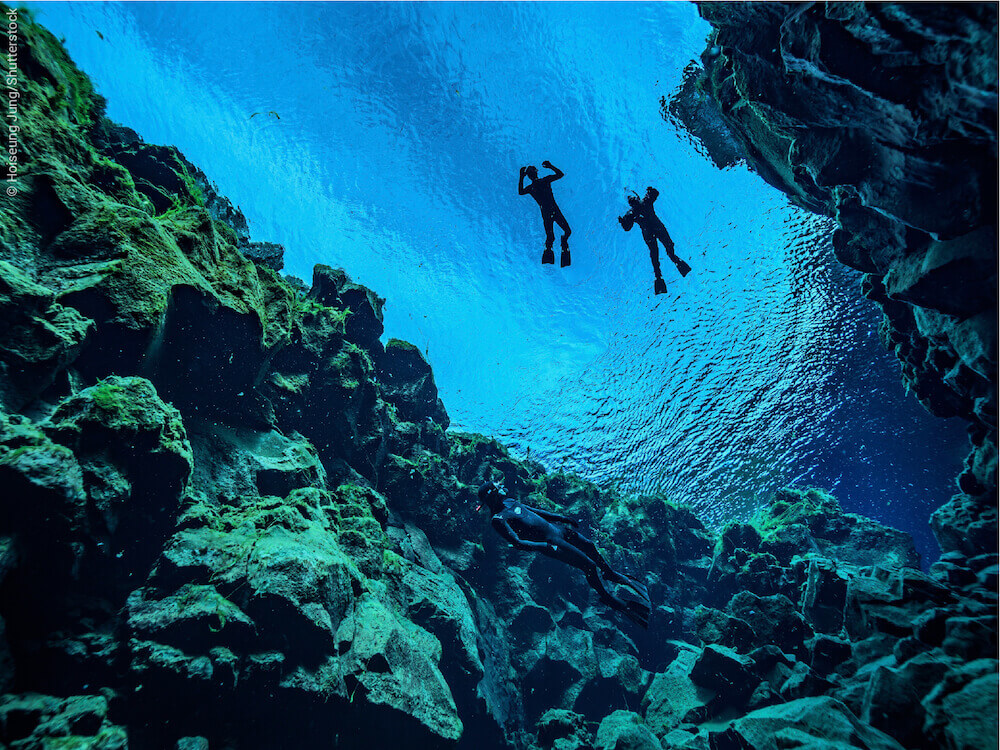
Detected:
left=519, top=174, right=529, bottom=195
left=494, top=518, right=549, bottom=551
left=523, top=504, right=579, bottom=527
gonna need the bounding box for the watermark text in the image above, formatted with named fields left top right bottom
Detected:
left=5, top=8, right=19, bottom=196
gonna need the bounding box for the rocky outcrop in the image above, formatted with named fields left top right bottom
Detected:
left=1, top=7, right=996, bottom=750
left=683, top=3, right=998, bottom=558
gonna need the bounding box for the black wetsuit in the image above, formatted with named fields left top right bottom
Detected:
left=488, top=495, right=649, bottom=627
left=622, top=192, right=685, bottom=280
left=520, top=169, right=571, bottom=251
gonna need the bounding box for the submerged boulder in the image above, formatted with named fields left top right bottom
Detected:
left=377, top=339, right=450, bottom=429
left=711, top=696, right=906, bottom=750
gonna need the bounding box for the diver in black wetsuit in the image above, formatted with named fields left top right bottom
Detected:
left=619, top=187, right=691, bottom=295
left=519, top=161, right=572, bottom=267
left=476, top=481, right=651, bottom=628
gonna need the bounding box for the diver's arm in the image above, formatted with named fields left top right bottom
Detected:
left=518, top=167, right=529, bottom=195
left=542, top=160, right=564, bottom=180
left=523, top=504, right=579, bottom=528
left=494, top=518, right=549, bottom=551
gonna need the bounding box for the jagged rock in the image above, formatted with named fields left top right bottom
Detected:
left=663, top=63, right=745, bottom=170
left=778, top=660, right=834, bottom=701
left=922, top=659, right=1000, bottom=750
left=0, top=413, right=86, bottom=546
left=727, top=592, right=813, bottom=658
left=941, top=615, right=998, bottom=661
left=266, top=297, right=388, bottom=481
left=931, top=492, right=999, bottom=558
left=336, top=594, right=463, bottom=742
left=44, top=376, right=192, bottom=574
left=642, top=649, right=715, bottom=738
left=692, top=605, right=754, bottom=651
left=862, top=652, right=955, bottom=749
left=800, top=557, right=849, bottom=633
left=377, top=339, right=450, bottom=429
left=689, top=645, right=757, bottom=708
left=0, top=692, right=127, bottom=749
left=189, top=425, right=326, bottom=501
left=309, top=265, right=385, bottom=353
left=240, top=241, right=285, bottom=271
left=885, top=228, right=997, bottom=319
left=594, top=710, right=660, bottom=750
left=807, top=634, right=852, bottom=676
left=397, top=551, right=486, bottom=722
left=537, top=709, right=592, bottom=750
left=753, top=488, right=919, bottom=569
left=844, top=567, right=956, bottom=640
left=573, top=650, right=649, bottom=721
left=708, top=696, right=906, bottom=750
left=693, top=1, right=998, bottom=541
left=0, top=260, right=93, bottom=410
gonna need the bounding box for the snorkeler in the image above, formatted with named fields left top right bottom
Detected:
left=618, top=186, right=691, bottom=295
left=519, top=161, right=572, bottom=267
left=476, top=481, right=651, bottom=628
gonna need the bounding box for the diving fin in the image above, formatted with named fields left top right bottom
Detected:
left=654, top=277, right=667, bottom=295
left=542, top=248, right=555, bottom=265
left=676, top=259, right=691, bottom=277
left=560, top=249, right=571, bottom=268
left=621, top=573, right=650, bottom=602
left=621, top=598, right=650, bottom=629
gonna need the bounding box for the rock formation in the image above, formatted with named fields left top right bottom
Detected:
left=0, top=7, right=995, bottom=750
left=675, top=3, right=998, bottom=563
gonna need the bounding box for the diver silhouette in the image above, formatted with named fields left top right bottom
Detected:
left=619, top=186, right=691, bottom=294
left=519, top=161, right=572, bottom=267
left=476, top=481, right=651, bottom=628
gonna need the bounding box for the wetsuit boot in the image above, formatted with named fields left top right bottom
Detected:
left=654, top=276, right=667, bottom=295
left=560, top=236, right=571, bottom=268
left=542, top=244, right=555, bottom=265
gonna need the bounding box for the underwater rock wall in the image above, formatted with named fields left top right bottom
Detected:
left=0, top=8, right=996, bottom=750
left=685, top=2, right=998, bottom=556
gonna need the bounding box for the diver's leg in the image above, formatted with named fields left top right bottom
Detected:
left=541, top=213, right=556, bottom=264
left=547, top=541, right=649, bottom=627
left=565, top=528, right=649, bottom=601
left=554, top=208, right=571, bottom=248
left=564, top=529, right=614, bottom=576
left=658, top=228, right=690, bottom=276
left=642, top=233, right=662, bottom=278
left=546, top=540, right=621, bottom=607
left=543, top=214, right=555, bottom=251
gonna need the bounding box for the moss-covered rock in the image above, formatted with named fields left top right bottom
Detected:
left=377, top=338, right=450, bottom=429
left=0, top=692, right=127, bottom=750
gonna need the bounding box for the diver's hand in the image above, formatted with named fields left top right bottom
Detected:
left=520, top=166, right=527, bottom=176
left=541, top=160, right=552, bottom=169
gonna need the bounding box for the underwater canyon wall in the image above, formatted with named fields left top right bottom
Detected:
left=682, top=2, right=998, bottom=558
left=0, top=7, right=996, bottom=750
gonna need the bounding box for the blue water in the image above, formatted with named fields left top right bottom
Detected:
left=31, top=1, right=968, bottom=564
